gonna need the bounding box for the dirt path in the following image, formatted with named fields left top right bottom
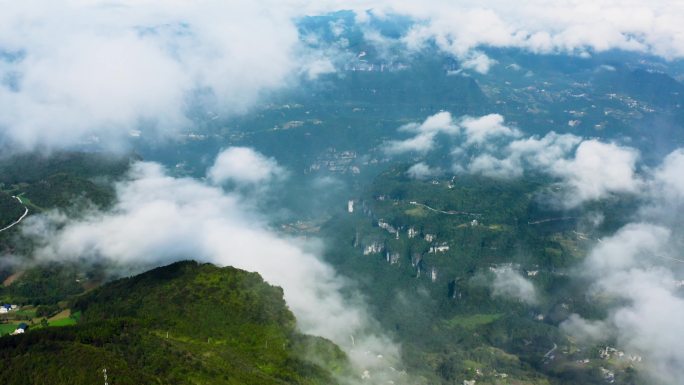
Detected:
left=3, top=271, right=24, bottom=287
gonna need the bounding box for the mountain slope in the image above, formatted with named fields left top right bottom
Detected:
left=0, top=261, right=349, bottom=385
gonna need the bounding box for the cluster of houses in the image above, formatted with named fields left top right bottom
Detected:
left=428, top=243, right=450, bottom=253
left=599, top=346, right=642, bottom=363
left=0, top=304, right=29, bottom=335
left=0, top=304, right=17, bottom=314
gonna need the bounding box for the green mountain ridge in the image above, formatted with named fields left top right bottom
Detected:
left=0, top=261, right=349, bottom=385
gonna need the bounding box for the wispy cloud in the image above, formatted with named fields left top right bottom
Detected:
left=491, top=266, right=538, bottom=305
left=559, top=147, right=684, bottom=384
left=21, top=157, right=409, bottom=384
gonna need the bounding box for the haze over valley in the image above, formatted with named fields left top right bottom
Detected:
left=1, top=2, right=684, bottom=384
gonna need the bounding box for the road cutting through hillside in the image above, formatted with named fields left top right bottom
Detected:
left=0, top=196, right=29, bottom=233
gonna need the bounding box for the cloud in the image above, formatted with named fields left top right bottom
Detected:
left=352, top=1, right=684, bottom=68
left=558, top=148, right=684, bottom=384
left=467, top=153, right=523, bottom=179
left=459, top=113, right=520, bottom=146
left=386, top=110, right=639, bottom=206
left=406, top=162, right=440, bottom=179
left=384, top=112, right=519, bottom=155
left=21, top=159, right=408, bottom=383
left=460, top=129, right=639, bottom=206
left=207, top=147, right=285, bottom=186
left=4, top=1, right=684, bottom=152
left=653, top=149, right=684, bottom=200
left=560, top=314, right=611, bottom=344
left=458, top=51, right=498, bottom=74
left=554, top=140, right=640, bottom=201
left=490, top=266, right=538, bottom=305
left=0, top=1, right=320, bottom=152
left=464, top=132, right=581, bottom=179
left=383, top=111, right=458, bottom=154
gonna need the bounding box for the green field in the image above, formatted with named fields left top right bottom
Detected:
left=444, top=313, right=503, bottom=331
left=47, top=318, right=77, bottom=327
left=0, top=323, right=19, bottom=336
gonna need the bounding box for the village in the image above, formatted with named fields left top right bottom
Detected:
left=0, top=302, right=77, bottom=336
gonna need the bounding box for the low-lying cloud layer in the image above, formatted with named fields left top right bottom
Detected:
left=468, top=136, right=641, bottom=206
left=4, top=1, right=684, bottom=151
left=22, top=152, right=407, bottom=384
left=384, top=112, right=513, bottom=155
left=353, top=0, right=684, bottom=73
left=388, top=110, right=684, bottom=382
left=390, top=112, right=641, bottom=207
left=490, top=266, right=538, bottom=305
left=0, top=1, right=309, bottom=151
left=383, top=111, right=459, bottom=155
left=208, top=147, right=286, bottom=186
left=557, top=149, right=684, bottom=384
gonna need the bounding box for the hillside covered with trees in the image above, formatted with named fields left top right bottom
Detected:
left=0, top=261, right=349, bottom=385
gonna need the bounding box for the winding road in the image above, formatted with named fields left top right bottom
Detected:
left=408, top=201, right=482, bottom=217
left=0, top=196, right=29, bottom=233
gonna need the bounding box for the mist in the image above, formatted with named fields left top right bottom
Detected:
left=20, top=152, right=411, bottom=384
left=4, top=1, right=684, bottom=153
left=558, top=148, right=684, bottom=384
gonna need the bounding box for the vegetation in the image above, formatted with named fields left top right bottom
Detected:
left=0, top=152, right=135, bottom=186
left=0, top=261, right=350, bottom=385
left=320, top=166, right=641, bottom=384
left=0, top=263, right=88, bottom=305
left=0, top=191, right=24, bottom=229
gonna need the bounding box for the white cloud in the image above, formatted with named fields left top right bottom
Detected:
left=491, top=267, right=538, bottom=305
left=653, top=149, right=684, bottom=200
left=385, top=112, right=519, bottom=155
left=562, top=223, right=684, bottom=384
left=384, top=132, right=439, bottom=155
left=384, top=111, right=458, bottom=154
left=0, top=1, right=312, bottom=151
left=406, top=162, right=440, bottom=179
left=560, top=314, right=611, bottom=344
left=459, top=129, right=640, bottom=206
left=207, top=147, right=285, bottom=186
left=387, top=111, right=638, bottom=206
left=551, top=140, right=641, bottom=205
left=22, top=160, right=407, bottom=383
left=506, top=132, right=583, bottom=169
left=459, top=51, right=498, bottom=74
left=459, top=113, right=520, bottom=145
left=302, top=58, right=336, bottom=79
left=352, top=1, right=684, bottom=63
left=468, top=154, right=523, bottom=179
left=4, top=1, right=684, bottom=151
left=584, top=223, right=671, bottom=274
left=558, top=148, right=684, bottom=384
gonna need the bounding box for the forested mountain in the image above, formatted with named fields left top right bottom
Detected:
left=0, top=261, right=349, bottom=385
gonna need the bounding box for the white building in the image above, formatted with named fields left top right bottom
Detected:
left=429, top=243, right=450, bottom=253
